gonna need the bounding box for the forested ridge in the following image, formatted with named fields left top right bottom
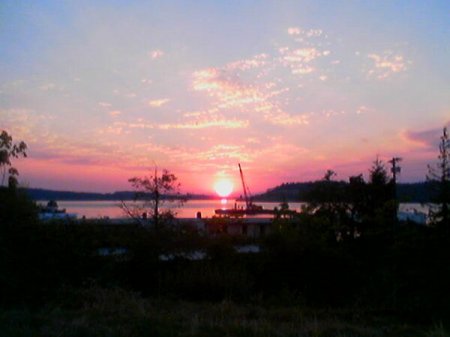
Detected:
left=255, top=181, right=434, bottom=202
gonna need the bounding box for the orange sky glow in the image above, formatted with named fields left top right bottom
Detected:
left=2, top=1, right=449, bottom=195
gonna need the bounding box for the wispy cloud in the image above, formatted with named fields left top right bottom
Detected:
left=158, top=118, right=249, bottom=130
left=149, top=49, right=164, bottom=59
left=192, top=68, right=270, bottom=110
left=287, top=27, right=323, bottom=38
left=367, top=52, right=410, bottom=79
left=254, top=141, right=310, bottom=167
left=190, top=26, right=335, bottom=128
left=2, top=109, right=146, bottom=170
left=98, top=102, right=112, bottom=108
left=403, top=126, right=448, bottom=150
left=356, top=106, right=373, bottom=115
left=1, top=108, right=55, bottom=141
left=191, top=65, right=302, bottom=128
left=288, top=27, right=301, bottom=35
left=278, top=47, right=328, bottom=75
left=109, top=110, right=121, bottom=117
left=322, top=109, right=346, bottom=118
left=264, top=111, right=310, bottom=126
left=225, top=53, right=269, bottom=71
left=98, top=125, right=126, bottom=135
left=149, top=98, right=170, bottom=107
left=195, top=144, right=253, bottom=163
left=102, top=117, right=248, bottom=131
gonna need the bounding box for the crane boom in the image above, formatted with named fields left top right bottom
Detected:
left=238, top=163, right=250, bottom=209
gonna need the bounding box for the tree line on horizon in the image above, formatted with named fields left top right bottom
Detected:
left=256, top=180, right=436, bottom=203
left=19, top=180, right=436, bottom=203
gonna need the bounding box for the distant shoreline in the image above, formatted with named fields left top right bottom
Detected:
left=23, top=182, right=434, bottom=203
left=23, top=188, right=215, bottom=202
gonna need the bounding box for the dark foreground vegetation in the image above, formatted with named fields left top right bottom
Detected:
left=2, top=286, right=448, bottom=337
left=2, top=184, right=450, bottom=336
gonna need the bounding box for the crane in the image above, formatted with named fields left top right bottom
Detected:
left=238, top=163, right=251, bottom=209
left=214, top=163, right=294, bottom=216
left=238, top=163, right=262, bottom=211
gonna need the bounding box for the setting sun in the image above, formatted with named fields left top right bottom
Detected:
left=214, top=179, right=234, bottom=198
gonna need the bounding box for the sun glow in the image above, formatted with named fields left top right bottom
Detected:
left=214, top=179, right=234, bottom=198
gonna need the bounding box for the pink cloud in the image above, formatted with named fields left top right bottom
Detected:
left=367, top=52, right=410, bottom=79
left=287, top=27, right=301, bottom=35
left=98, top=102, right=112, bottom=108
left=149, top=49, right=164, bottom=59
left=149, top=98, right=170, bottom=107
left=287, top=27, right=323, bottom=44
left=109, top=110, right=121, bottom=117
left=356, top=106, right=373, bottom=114
left=403, top=126, right=447, bottom=150
left=279, top=47, right=326, bottom=75
left=225, top=53, right=269, bottom=71
left=103, top=116, right=248, bottom=131
left=264, top=111, right=310, bottom=126
left=158, top=118, right=249, bottom=130
left=192, top=68, right=269, bottom=110
left=191, top=51, right=316, bottom=127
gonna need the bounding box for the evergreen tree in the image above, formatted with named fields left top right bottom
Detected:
left=357, top=157, right=397, bottom=234
left=427, top=127, right=450, bottom=227
left=348, top=174, right=367, bottom=221
left=305, top=170, right=351, bottom=238
left=368, top=158, right=393, bottom=214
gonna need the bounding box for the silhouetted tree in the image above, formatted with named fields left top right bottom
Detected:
left=369, top=158, right=391, bottom=208
left=427, top=127, right=450, bottom=228
left=0, top=133, right=38, bottom=305
left=305, top=170, right=351, bottom=238
left=364, top=157, right=397, bottom=233
left=0, top=130, right=27, bottom=188
left=370, top=157, right=389, bottom=184
left=122, top=167, right=185, bottom=229
left=323, top=169, right=336, bottom=182
left=347, top=174, right=367, bottom=221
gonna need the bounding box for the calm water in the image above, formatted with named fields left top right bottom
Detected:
left=38, top=199, right=428, bottom=219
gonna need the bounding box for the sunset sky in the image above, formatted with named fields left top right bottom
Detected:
left=1, top=1, right=449, bottom=194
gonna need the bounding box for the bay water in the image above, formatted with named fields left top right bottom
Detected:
left=38, top=199, right=428, bottom=219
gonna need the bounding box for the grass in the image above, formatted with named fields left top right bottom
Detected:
left=0, top=286, right=448, bottom=337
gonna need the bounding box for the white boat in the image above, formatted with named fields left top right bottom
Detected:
left=38, top=200, right=77, bottom=221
